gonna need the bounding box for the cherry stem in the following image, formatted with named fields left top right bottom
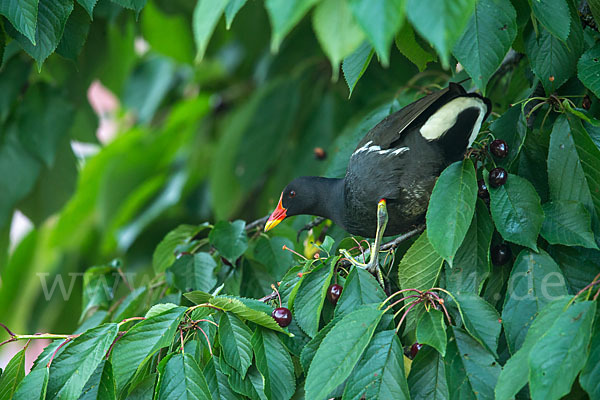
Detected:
left=187, top=304, right=223, bottom=314
left=271, top=284, right=282, bottom=308
left=180, top=327, right=185, bottom=354
left=118, top=317, right=145, bottom=327
left=195, top=319, right=219, bottom=327
left=197, top=326, right=213, bottom=356
left=593, top=287, right=600, bottom=302
left=385, top=295, right=422, bottom=312
left=282, top=245, right=307, bottom=261
left=570, top=276, right=600, bottom=306
left=380, top=289, right=423, bottom=308
left=396, top=301, right=420, bottom=332
left=393, top=298, right=422, bottom=319
left=47, top=336, right=77, bottom=368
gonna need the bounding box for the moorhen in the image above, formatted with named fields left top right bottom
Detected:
left=265, top=83, right=491, bottom=272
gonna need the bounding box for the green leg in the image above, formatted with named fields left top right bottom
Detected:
left=340, top=199, right=389, bottom=276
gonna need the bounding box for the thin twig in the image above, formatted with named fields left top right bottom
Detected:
left=296, top=217, right=327, bottom=242
left=0, top=323, right=15, bottom=337
left=381, top=225, right=425, bottom=251
left=245, top=215, right=270, bottom=231
left=259, top=292, right=277, bottom=303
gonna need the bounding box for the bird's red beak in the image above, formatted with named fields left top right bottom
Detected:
left=265, top=193, right=287, bottom=231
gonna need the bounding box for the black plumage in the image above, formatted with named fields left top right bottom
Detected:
left=265, top=83, right=491, bottom=238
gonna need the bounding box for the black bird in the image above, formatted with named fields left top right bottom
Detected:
left=265, top=83, right=491, bottom=271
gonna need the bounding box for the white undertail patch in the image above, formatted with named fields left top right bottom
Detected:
left=419, top=97, right=487, bottom=147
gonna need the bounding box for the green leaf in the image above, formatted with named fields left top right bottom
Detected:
left=204, top=357, right=240, bottom=400
left=224, top=0, right=247, bottom=29
left=157, top=353, right=212, bottom=400
left=394, top=23, right=436, bottom=71
left=219, top=360, right=267, bottom=400
left=451, top=327, right=501, bottom=400
left=8, top=0, right=73, bottom=68
left=46, top=323, right=118, bottom=400
left=452, top=0, right=517, bottom=91
left=112, top=287, right=147, bottom=322
left=346, top=0, right=404, bottom=66
left=265, top=0, right=319, bottom=51
left=444, top=334, right=476, bottom=399
left=485, top=170, right=543, bottom=250
left=209, top=220, right=248, bottom=263
left=234, top=80, right=300, bottom=189
left=501, top=249, right=568, bottom=352
left=252, top=328, right=296, bottom=400
left=580, top=315, right=600, bottom=399
left=398, top=230, right=444, bottom=292
left=416, top=309, right=447, bottom=356
left=0, top=0, right=39, bottom=44
left=343, top=330, right=409, bottom=400
left=525, top=21, right=584, bottom=94
left=153, top=224, right=206, bottom=274
left=78, top=360, right=116, bottom=400
left=110, top=0, right=146, bottom=15
left=541, top=200, right=598, bottom=249
left=219, top=312, right=253, bottom=377
left=251, top=236, right=295, bottom=280
left=446, top=199, right=493, bottom=295
left=300, top=314, right=343, bottom=373
left=406, top=0, right=476, bottom=67
left=17, top=84, right=74, bottom=168
left=335, top=266, right=386, bottom=317
left=547, top=115, right=597, bottom=222
left=80, top=264, right=117, bottom=321
left=342, top=41, right=374, bottom=98
left=56, top=4, right=90, bottom=62
left=293, top=263, right=333, bottom=337
left=145, top=303, right=178, bottom=318
left=427, top=160, right=477, bottom=264
left=209, top=296, right=291, bottom=335
left=184, top=290, right=214, bottom=305
left=13, top=367, right=48, bottom=400
left=0, top=348, right=25, bottom=400
left=192, top=0, right=227, bottom=61
left=0, top=56, right=31, bottom=125
left=530, top=0, right=570, bottom=41
left=17, top=138, right=77, bottom=226
left=312, top=0, right=365, bottom=79
left=168, top=252, right=218, bottom=292
left=548, top=245, right=600, bottom=294
left=569, top=115, right=600, bottom=221
left=488, top=105, right=528, bottom=168
left=77, top=0, right=97, bottom=19
left=578, top=43, right=600, bottom=98
left=529, top=301, right=597, bottom=399
left=407, top=346, right=449, bottom=400
left=495, top=297, right=572, bottom=400
left=304, top=305, right=385, bottom=400
left=111, top=306, right=186, bottom=392
left=141, top=0, right=194, bottom=63
left=454, top=293, right=501, bottom=357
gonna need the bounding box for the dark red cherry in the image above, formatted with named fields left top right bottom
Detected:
left=477, top=179, right=489, bottom=200
left=582, top=95, right=591, bottom=110
left=491, top=244, right=512, bottom=266
left=490, top=139, right=509, bottom=158
left=271, top=307, right=292, bottom=327
left=489, top=167, right=508, bottom=188
left=327, top=284, right=343, bottom=305
left=410, top=343, right=423, bottom=359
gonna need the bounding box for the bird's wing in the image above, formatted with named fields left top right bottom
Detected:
left=354, top=83, right=466, bottom=151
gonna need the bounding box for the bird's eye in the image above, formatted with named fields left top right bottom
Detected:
left=289, top=190, right=296, bottom=198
